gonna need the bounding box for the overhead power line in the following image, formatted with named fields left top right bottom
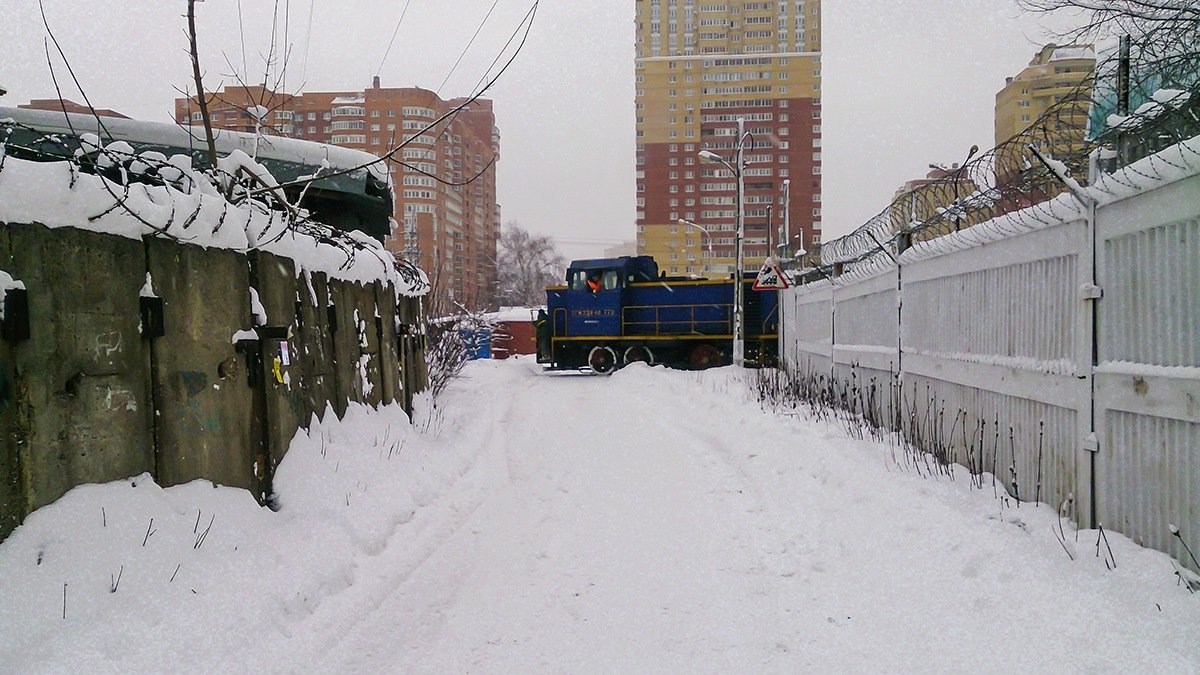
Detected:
left=376, top=0, right=414, bottom=78
left=438, top=0, right=503, bottom=96
left=301, top=0, right=316, bottom=82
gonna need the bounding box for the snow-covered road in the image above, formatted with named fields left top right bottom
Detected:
left=314, top=366, right=801, bottom=672
left=293, top=362, right=1200, bottom=673
left=2, top=359, right=1198, bottom=673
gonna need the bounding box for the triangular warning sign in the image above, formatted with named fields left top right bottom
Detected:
left=753, top=257, right=790, bottom=290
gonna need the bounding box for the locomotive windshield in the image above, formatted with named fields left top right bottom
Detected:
left=569, top=269, right=620, bottom=291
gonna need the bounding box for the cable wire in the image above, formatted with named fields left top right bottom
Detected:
left=376, top=0, right=415, bottom=78
left=438, top=0, right=503, bottom=96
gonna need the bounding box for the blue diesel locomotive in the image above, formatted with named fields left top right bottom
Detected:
left=535, top=255, right=779, bottom=372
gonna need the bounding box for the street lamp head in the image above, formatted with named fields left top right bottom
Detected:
left=698, top=150, right=722, bottom=162
left=782, top=179, right=790, bottom=187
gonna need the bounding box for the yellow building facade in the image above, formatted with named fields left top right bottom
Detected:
left=635, top=0, right=823, bottom=277
left=994, top=44, right=1096, bottom=187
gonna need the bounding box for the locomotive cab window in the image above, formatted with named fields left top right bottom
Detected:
left=570, top=269, right=621, bottom=292
left=570, top=270, right=590, bottom=291
left=602, top=270, right=620, bottom=290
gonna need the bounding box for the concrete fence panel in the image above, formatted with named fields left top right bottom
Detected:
left=351, top=281, right=383, bottom=408
left=0, top=222, right=427, bottom=543
left=7, top=225, right=154, bottom=515
left=294, top=271, right=338, bottom=422
left=148, top=238, right=256, bottom=492
left=250, top=251, right=304, bottom=503
left=375, top=282, right=400, bottom=407
left=0, top=222, right=17, bottom=536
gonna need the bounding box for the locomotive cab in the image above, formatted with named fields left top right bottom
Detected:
left=538, top=254, right=777, bottom=373
left=539, top=256, right=659, bottom=370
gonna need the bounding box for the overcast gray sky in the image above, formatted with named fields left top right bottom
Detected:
left=2, top=0, right=1068, bottom=260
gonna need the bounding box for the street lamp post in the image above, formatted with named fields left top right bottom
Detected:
left=779, top=179, right=790, bottom=259
left=699, top=117, right=748, bottom=367
left=678, top=219, right=713, bottom=276
left=930, top=145, right=978, bottom=232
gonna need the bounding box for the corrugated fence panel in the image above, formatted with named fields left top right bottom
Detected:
left=780, top=283, right=832, bottom=375
left=1102, top=215, right=1200, bottom=367
left=902, top=373, right=1079, bottom=513
left=1101, top=412, right=1198, bottom=570
left=833, top=265, right=899, bottom=375
left=898, top=219, right=1087, bottom=523
left=902, top=220, right=1082, bottom=371
left=778, top=159, right=1199, bottom=571
left=1095, top=173, right=1200, bottom=573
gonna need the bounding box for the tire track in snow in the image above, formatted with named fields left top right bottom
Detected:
left=279, top=368, right=528, bottom=671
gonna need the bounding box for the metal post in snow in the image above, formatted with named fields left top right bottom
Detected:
left=734, top=116, right=746, bottom=368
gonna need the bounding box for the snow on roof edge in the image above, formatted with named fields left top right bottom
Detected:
left=0, top=106, right=389, bottom=183
left=0, top=154, right=428, bottom=297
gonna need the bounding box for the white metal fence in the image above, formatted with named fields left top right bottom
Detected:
left=781, top=145, right=1200, bottom=572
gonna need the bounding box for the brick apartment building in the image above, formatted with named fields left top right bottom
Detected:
left=635, top=0, right=823, bottom=277
left=176, top=79, right=501, bottom=310
left=18, top=98, right=129, bottom=118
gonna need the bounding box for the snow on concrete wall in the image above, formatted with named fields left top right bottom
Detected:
left=0, top=223, right=427, bottom=543
left=0, top=150, right=426, bottom=296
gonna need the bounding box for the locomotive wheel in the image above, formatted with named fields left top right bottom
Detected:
left=688, top=343, right=722, bottom=370
left=623, top=345, right=655, bottom=366
left=587, top=346, right=618, bottom=374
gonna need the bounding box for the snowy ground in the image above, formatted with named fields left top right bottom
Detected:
left=2, top=359, right=1198, bottom=673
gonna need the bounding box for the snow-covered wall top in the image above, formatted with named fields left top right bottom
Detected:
left=898, top=133, right=1200, bottom=267
left=0, top=152, right=428, bottom=296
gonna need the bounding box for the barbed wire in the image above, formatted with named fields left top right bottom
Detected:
left=0, top=118, right=429, bottom=294
left=817, top=37, right=1200, bottom=270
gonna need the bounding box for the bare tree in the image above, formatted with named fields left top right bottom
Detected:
left=185, top=0, right=218, bottom=167
left=495, top=222, right=566, bottom=307
left=1019, top=1, right=1199, bottom=74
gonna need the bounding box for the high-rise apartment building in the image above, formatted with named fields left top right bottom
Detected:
left=634, top=0, right=822, bottom=277
left=176, top=79, right=501, bottom=310
left=994, top=44, right=1095, bottom=204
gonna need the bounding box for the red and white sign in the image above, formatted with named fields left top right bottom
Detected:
left=752, top=257, right=790, bottom=290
